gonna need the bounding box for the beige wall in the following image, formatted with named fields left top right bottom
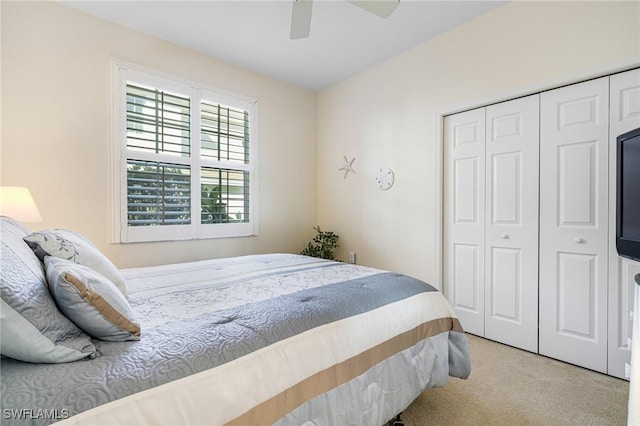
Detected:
left=1, top=1, right=318, bottom=268
left=317, top=1, right=640, bottom=287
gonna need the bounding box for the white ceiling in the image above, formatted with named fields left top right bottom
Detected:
left=59, top=0, right=506, bottom=92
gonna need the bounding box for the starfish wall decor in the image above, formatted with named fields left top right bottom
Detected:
left=339, top=156, right=356, bottom=179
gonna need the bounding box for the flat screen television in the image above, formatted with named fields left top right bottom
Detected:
left=617, top=126, right=640, bottom=262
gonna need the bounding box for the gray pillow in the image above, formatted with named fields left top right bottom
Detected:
left=0, top=217, right=96, bottom=363
left=24, top=229, right=128, bottom=297
left=44, top=257, right=140, bottom=341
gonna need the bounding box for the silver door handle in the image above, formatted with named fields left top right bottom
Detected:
left=501, top=234, right=509, bottom=239
left=574, top=237, right=585, bottom=244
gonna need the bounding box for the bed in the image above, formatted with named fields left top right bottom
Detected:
left=0, top=216, right=471, bottom=425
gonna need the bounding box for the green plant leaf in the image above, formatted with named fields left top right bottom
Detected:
left=300, top=225, right=340, bottom=261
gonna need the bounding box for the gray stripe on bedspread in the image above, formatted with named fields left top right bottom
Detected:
left=0, top=272, right=436, bottom=426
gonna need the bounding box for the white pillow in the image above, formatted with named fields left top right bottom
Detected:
left=1, top=217, right=96, bottom=363
left=45, top=257, right=140, bottom=341
left=24, top=229, right=128, bottom=297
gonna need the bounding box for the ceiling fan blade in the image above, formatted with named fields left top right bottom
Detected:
left=347, top=0, right=400, bottom=19
left=290, top=0, right=313, bottom=39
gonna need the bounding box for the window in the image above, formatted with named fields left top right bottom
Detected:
left=111, top=61, right=258, bottom=243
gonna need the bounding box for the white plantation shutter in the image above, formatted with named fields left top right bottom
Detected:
left=201, top=167, right=249, bottom=225
left=200, top=101, right=249, bottom=163
left=112, top=61, right=258, bottom=243
left=127, top=160, right=191, bottom=226
left=200, top=100, right=251, bottom=226
left=126, top=84, right=191, bottom=156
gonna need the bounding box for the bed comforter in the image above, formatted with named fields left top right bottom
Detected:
left=1, top=254, right=470, bottom=425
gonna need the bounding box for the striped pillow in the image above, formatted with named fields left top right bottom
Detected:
left=44, top=257, right=140, bottom=341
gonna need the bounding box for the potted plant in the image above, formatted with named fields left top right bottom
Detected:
left=300, top=226, right=339, bottom=261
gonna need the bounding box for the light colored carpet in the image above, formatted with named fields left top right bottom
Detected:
left=401, top=334, right=630, bottom=426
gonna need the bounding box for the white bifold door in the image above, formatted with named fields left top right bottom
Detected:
left=484, top=96, right=539, bottom=352
left=444, top=68, right=640, bottom=377
left=539, top=77, right=610, bottom=373
left=444, top=94, right=540, bottom=352
left=444, top=108, right=486, bottom=336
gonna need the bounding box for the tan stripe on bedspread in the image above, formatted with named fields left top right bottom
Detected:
left=226, top=317, right=463, bottom=426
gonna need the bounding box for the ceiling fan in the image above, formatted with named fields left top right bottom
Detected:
left=290, top=0, right=400, bottom=39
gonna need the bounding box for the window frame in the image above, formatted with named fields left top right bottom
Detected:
left=110, top=59, right=259, bottom=243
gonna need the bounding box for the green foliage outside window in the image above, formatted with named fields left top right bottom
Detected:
left=201, top=186, right=229, bottom=224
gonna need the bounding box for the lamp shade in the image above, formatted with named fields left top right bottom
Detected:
left=0, top=186, right=42, bottom=222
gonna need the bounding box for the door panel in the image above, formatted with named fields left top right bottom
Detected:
left=484, top=94, right=539, bottom=352
left=609, top=68, right=640, bottom=379
left=444, top=108, right=485, bottom=336
left=539, top=77, right=609, bottom=373
left=556, top=252, right=597, bottom=339
left=453, top=157, right=479, bottom=223
left=558, top=95, right=599, bottom=129
left=490, top=247, right=520, bottom=321
left=491, top=152, right=520, bottom=225
left=453, top=243, right=480, bottom=313
left=557, top=141, right=597, bottom=226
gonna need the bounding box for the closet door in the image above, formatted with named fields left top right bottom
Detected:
left=444, top=108, right=486, bottom=335
left=539, top=77, right=610, bottom=373
left=484, top=94, right=539, bottom=352
left=608, top=68, right=640, bottom=379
